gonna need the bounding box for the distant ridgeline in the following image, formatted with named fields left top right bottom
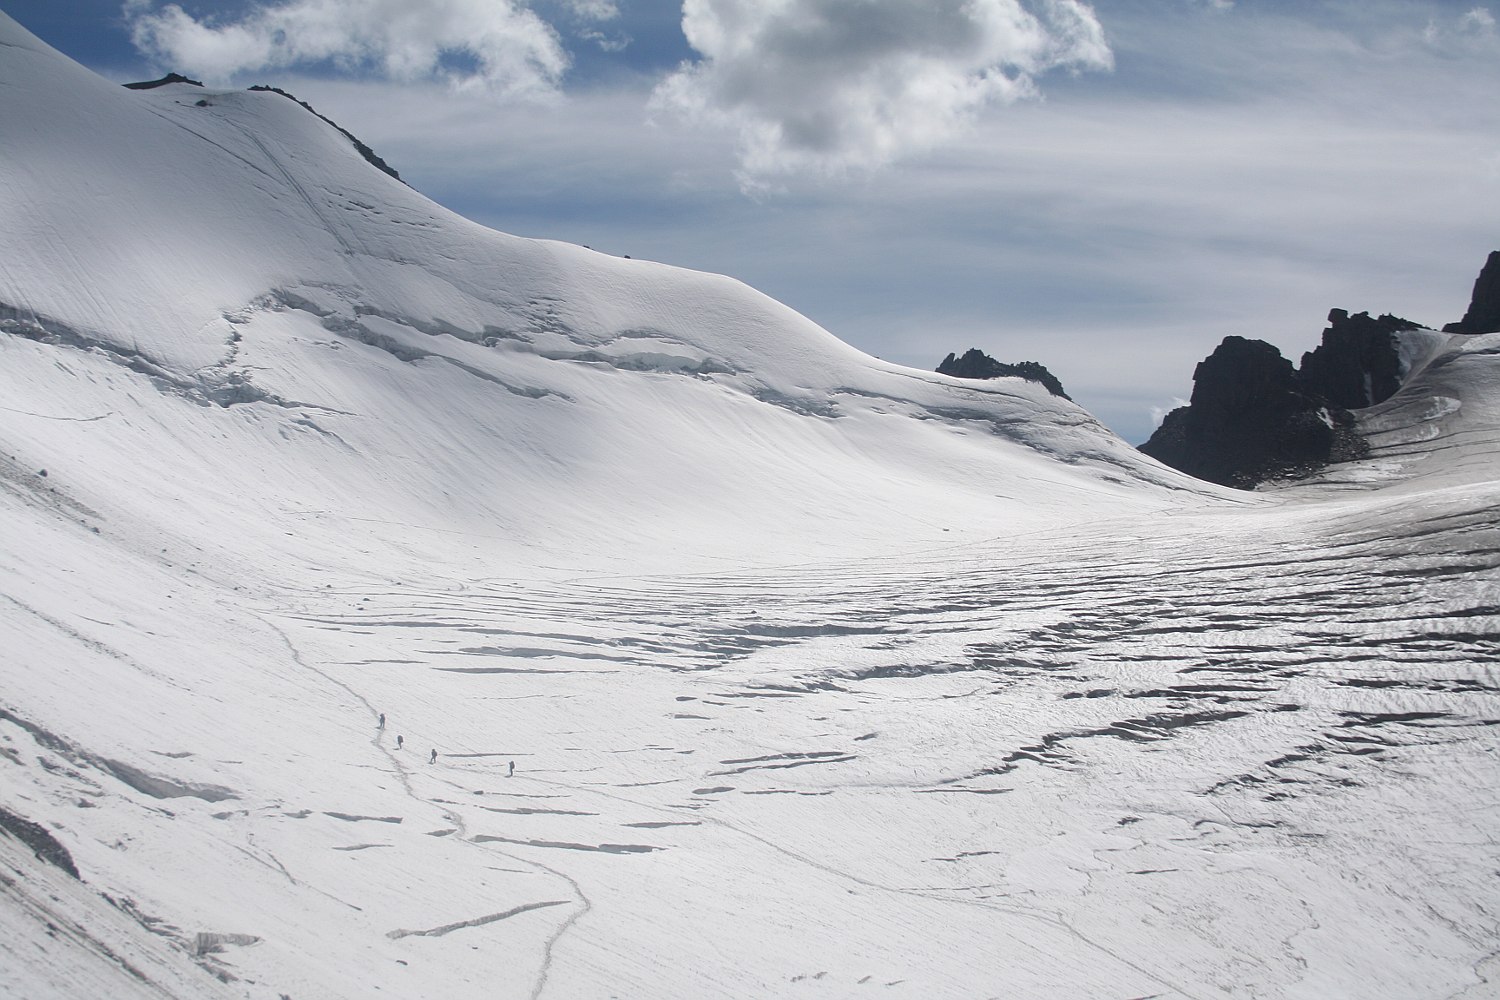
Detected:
left=1140, top=251, right=1500, bottom=490
left=121, top=75, right=403, bottom=184
left=936, top=349, right=1071, bottom=399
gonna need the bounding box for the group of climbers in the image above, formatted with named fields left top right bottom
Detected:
left=377, top=711, right=514, bottom=776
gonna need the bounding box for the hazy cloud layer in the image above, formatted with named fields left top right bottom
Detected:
left=124, top=0, right=584, bottom=96
left=651, top=0, right=1112, bottom=186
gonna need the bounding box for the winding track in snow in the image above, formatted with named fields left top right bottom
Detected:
left=259, top=617, right=595, bottom=1000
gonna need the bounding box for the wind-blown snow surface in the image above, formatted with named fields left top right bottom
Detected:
left=2, top=11, right=1498, bottom=999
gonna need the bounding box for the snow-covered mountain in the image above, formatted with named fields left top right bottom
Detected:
left=2, top=10, right=1498, bottom=1000
left=0, top=9, right=1225, bottom=582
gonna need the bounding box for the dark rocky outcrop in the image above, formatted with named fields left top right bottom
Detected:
left=937, top=348, right=1070, bottom=399
left=1299, top=309, right=1416, bottom=409
left=0, top=805, right=80, bottom=879
left=1141, top=253, right=1500, bottom=489
left=122, top=73, right=204, bottom=90
left=247, top=86, right=404, bottom=183
left=1443, top=250, right=1500, bottom=334
left=1140, top=336, right=1366, bottom=489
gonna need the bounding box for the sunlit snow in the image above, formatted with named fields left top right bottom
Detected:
left=2, top=11, right=1497, bottom=999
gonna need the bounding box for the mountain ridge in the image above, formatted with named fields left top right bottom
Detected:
left=1138, top=258, right=1496, bottom=489
left=0, top=9, right=1219, bottom=581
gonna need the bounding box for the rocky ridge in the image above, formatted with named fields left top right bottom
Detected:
left=1139, top=252, right=1496, bottom=489
left=1443, top=250, right=1500, bottom=335
left=936, top=348, right=1070, bottom=399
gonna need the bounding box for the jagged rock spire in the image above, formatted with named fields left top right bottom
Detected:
left=1444, top=250, right=1500, bottom=334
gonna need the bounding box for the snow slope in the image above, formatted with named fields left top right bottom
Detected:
left=0, top=10, right=1224, bottom=583
left=2, top=10, right=1499, bottom=1000
left=1297, top=328, right=1500, bottom=492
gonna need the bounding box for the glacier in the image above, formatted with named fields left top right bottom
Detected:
left=1, top=10, right=1498, bottom=999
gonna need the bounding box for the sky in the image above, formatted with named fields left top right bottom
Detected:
left=5, top=0, right=1498, bottom=443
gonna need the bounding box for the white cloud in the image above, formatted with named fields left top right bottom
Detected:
left=124, top=0, right=571, bottom=97
left=1149, top=398, right=1190, bottom=430
left=579, top=29, right=631, bottom=53
left=1422, top=5, right=1497, bottom=50
left=649, top=0, right=1112, bottom=187
left=561, top=0, right=619, bottom=19
left=1461, top=6, right=1497, bottom=33
left=137, top=2, right=1496, bottom=443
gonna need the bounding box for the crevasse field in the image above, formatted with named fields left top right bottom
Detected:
left=2, top=12, right=1498, bottom=999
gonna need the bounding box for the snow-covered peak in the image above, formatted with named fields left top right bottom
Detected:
left=0, top=10, right=1227, bottom=579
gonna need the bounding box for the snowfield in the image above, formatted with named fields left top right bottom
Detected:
left=2, top=11, right=1498, bottom=999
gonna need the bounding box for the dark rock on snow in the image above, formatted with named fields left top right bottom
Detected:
left=937, top=348, right=1070, bottom=399
left=122, top=73, right=204, bottom=90
left=1141, top=251, right=1498, bottom=490
left=0, top=805, right=80, bottom=879
left=1444, top=250, right=1500, bottom=334
left=1299, top=309, right=1415, bottom=410
left=1139, top=336, right=1366, bottom=489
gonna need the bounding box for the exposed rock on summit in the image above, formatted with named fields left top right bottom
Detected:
left=937, top=348, right=1070, bottom=399
left=1443, top=250, right=1500, bottom=334
left=122, top=73, right=204, bottom=90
